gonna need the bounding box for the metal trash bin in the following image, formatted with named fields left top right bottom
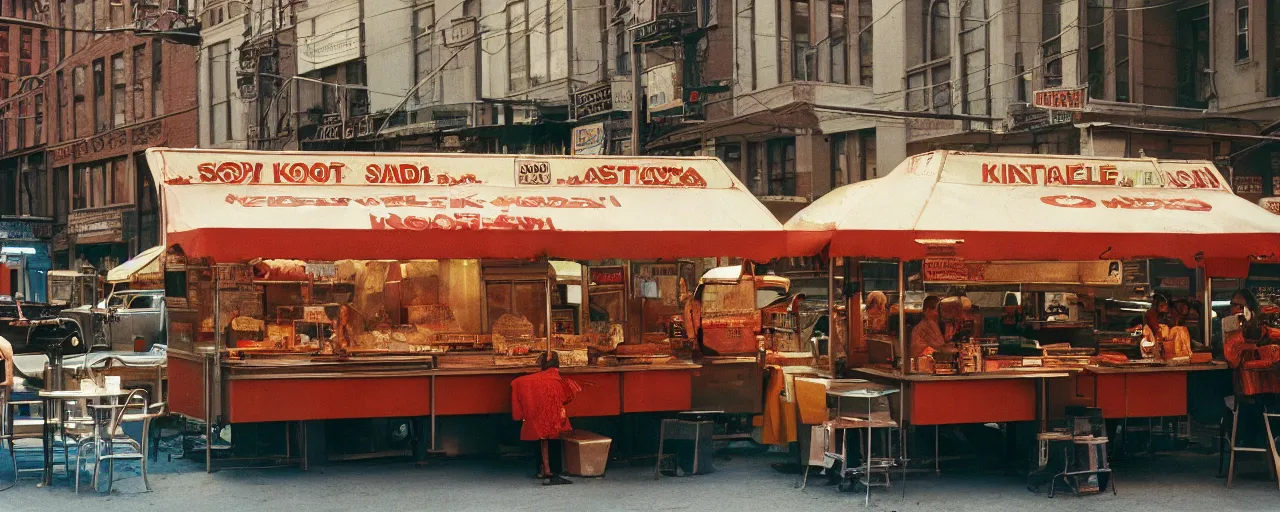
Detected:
left=561, top=430, right=612, bottom=477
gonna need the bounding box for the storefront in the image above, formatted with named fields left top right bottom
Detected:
left=785, top=151, right=1280, bottom=471
left=146, top=148, right=791, bottom=465
left=0, top=220, right=54, bottom=303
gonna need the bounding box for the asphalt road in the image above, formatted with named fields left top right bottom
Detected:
left=1, top=444, right=1277, bottom=511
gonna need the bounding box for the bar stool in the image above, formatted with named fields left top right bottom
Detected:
left=1225, top=399, right=1280, bottom=488
left=822, top=383, right=901, bottom=506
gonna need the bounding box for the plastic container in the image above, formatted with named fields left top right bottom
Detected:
left=561, top=430, right=612, bottom=477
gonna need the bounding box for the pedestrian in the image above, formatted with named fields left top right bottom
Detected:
left=511, top=351, right=582, bottom=485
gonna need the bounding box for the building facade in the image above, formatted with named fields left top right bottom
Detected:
left=195, top=0, right=1280, bottom=220
left=1, top=0, right=198, bottom=290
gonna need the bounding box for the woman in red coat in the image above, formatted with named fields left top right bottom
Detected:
left=511, top=351, right=582, bottom=485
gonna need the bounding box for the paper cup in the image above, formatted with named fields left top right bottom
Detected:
left=105, top=376, right=122, bottom=394
left=80, top=379, right=96, bottom=392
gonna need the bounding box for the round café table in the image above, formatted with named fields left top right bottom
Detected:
left=37, top=388, right=132, bottom=487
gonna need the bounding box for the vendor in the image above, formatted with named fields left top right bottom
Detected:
left=865, top=291, right=890, bottom=334
left=1143, top=294, right=1170, bottom=340
left=911, top=295, right=955, bottom=359
left=511, top=352, right=583, bottom=485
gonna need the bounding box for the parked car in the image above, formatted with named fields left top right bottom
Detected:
left=59, top=289, right=167, bottom=352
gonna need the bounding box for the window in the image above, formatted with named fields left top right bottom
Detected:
left=792, top=0, right=813, bottom=80
left=60, top=0, right=69, bottom=61
left=508, top=1, right=529, bottom=90
left=19, top=28, right=33, bottom=76
left=54, top=166, right=67, bottom=224
left=829, top=0, right=848, bottom=84
left=152, top=40, right=163, bottom=116
left=549, top=0, right=567, bottom=80
left=1176, top=5, right=1210, bottom=108
left=72, top=66, right=85, bottom=137
left=1115, top=0, right=1130, bottom=102
left=94, top=0, right=107, bottom=40
left=830, top=133, right=848, bottom=188
left=615, top=29, right=631, bottom=75
left=18, top=153, right=48, bottom=217
left=111, top=53, right=125, bottom=127
left=960, top=0, right=990, bottom=128
left=1086, top=0, right=1104, bottom=100
left=110, top=0, right=125, bottom=30
left=209, top=42, right=231, bottom=144
left=1237, top=0, right=1250, bottom=61
left=766, top=138, right=797, bottom=196
left=1270, top=0, right=1280, bottom=96
left=93, top=58, right=107, bottom=132
left=132, top=45, right=146, bottom=121
left=1042, top=0, right=1062, bottom=88
left=73, top=0, right=90, bottom=52
left=73, top=163, right=109, bottom=209
left=857, top=0, right=872, bottom=86
left=39, top=30, right=48, bottom=72
left=0, top=27, right=8, bottom=74
left=528, top=0, right=548, bottom=86
left=16, top=99, right=26, bottom=147
left=907, top=0, right=952, bottom=113
left=55, top=70, right=64, bottom=141
left=109, top=157, right=130, bottom=204
left=33, top=93, right=42, bottom=145
left=413, top=4, right=436, bottom=104
left=858, top=130, right=877, bottom=181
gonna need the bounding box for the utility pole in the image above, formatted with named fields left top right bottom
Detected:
left=630, top=38, right=643, bottom=156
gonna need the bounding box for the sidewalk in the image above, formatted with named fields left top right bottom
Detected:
left=1, top=446, right=1276, bottom=511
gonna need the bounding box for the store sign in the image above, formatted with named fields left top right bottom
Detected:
left=940, top=153, right=1229, bottom=191
left=443, top=17, right=478, bottom=48
left=1008, top=103, right=1074, bottom=132
left=0, top=221, right=52, bottom=240
left=1033, top=87, right=1087, bottom=111
left=1234, top=176, right=1263, bottom=194
left=295, top=3, right=360, bottom=75
left=1159, top=277, right=1191, bottom=289
left=645, top=62, right=682, bottom=114
left=50, top=119, right=164, bottom=166
left=1259, top=197, right=1280, bottom=215
left=67, top=206, right=129, bottom=244
left=923, top=260, right=1124, bottom=285
left=590, top=266, right=625, bottom=286
left=303, top=113, right=379, bottom=142
left=573, top=83, right=613, bottom=119
left=572, top=123, right=606, bottom=155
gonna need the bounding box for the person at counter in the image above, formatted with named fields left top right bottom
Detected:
left=865, top=291, right=890, bottom=334
left=911, top=295, right=956, bottom=359
left=511, top=352, right=583, bottom=485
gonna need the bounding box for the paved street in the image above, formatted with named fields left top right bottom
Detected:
left=2, top=445, right=1277, bottom=511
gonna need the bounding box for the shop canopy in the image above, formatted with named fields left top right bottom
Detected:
left=145, top=149, right=790, bottom=262
left=106, top=245, right=163, bottom=284
left=786, top=151, right=1280, bottom=273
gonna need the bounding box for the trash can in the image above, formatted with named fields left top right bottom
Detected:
left=561, top=430, right=612, bottom=477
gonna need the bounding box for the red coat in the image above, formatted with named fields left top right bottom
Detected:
left=511, top=368, right=582, bottom=441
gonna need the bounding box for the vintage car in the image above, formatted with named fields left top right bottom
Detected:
left=60, top=289, right=167, bottom=352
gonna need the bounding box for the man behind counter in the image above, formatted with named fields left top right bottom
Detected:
left=911, top=295, right=957, bottom=359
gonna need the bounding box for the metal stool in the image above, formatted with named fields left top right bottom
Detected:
left=653, top=417, right=714, bottom=479
left=1225, top=402, right=1280, bottom=488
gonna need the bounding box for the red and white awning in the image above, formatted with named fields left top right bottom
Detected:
left=146, top=149, right=789, bottom=262
left=786, top=151, right=1280, bottom=268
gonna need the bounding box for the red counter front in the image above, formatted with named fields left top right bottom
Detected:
left=1046, top=365, right=1227, bottom=420
left=910, top=379, right=1038, bottom=426
left=216, top=365, right=698, bottom=424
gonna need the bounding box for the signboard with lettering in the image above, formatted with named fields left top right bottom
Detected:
left=1033, top=87, right=1087, bottom=111
left=67, top=206, right=130, bottom=244
left=1234, top=175, right=1263, bottom=194
left=572, top=123, right=606, bottom=155
left=573, top=83, right=613, bottom=119
left=0, top=221, right=52, bottom=240
left=645, top=62, right=682, bottom=114
left=1260, top=197, right=1280, bottom=215
left=923, top=260, right=1123, bottom=285
left=940, top=153, right=1228, bottom=191
left=50, top=119, right=165, bottom=166
left=590, top=266, right=625, bottom=286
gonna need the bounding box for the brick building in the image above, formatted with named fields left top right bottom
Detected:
left=0, top=1, right=57, bottom=300
left=0, top=0, right=199, bottom=277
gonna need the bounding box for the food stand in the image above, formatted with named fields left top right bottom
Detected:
left=785, top=151, right=1280, bottom=469
left=144, top=148, right=791, bottom=467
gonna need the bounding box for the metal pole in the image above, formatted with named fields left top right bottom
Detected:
left=630, top=39, right=643, bottom=156
left=828, top=257, right=835, bottom=375
left=897, top=260, right=906, bottom=372
left=1203, top=271, right=1213, bottom=349
left=546, top=277, right=554, bottom=353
